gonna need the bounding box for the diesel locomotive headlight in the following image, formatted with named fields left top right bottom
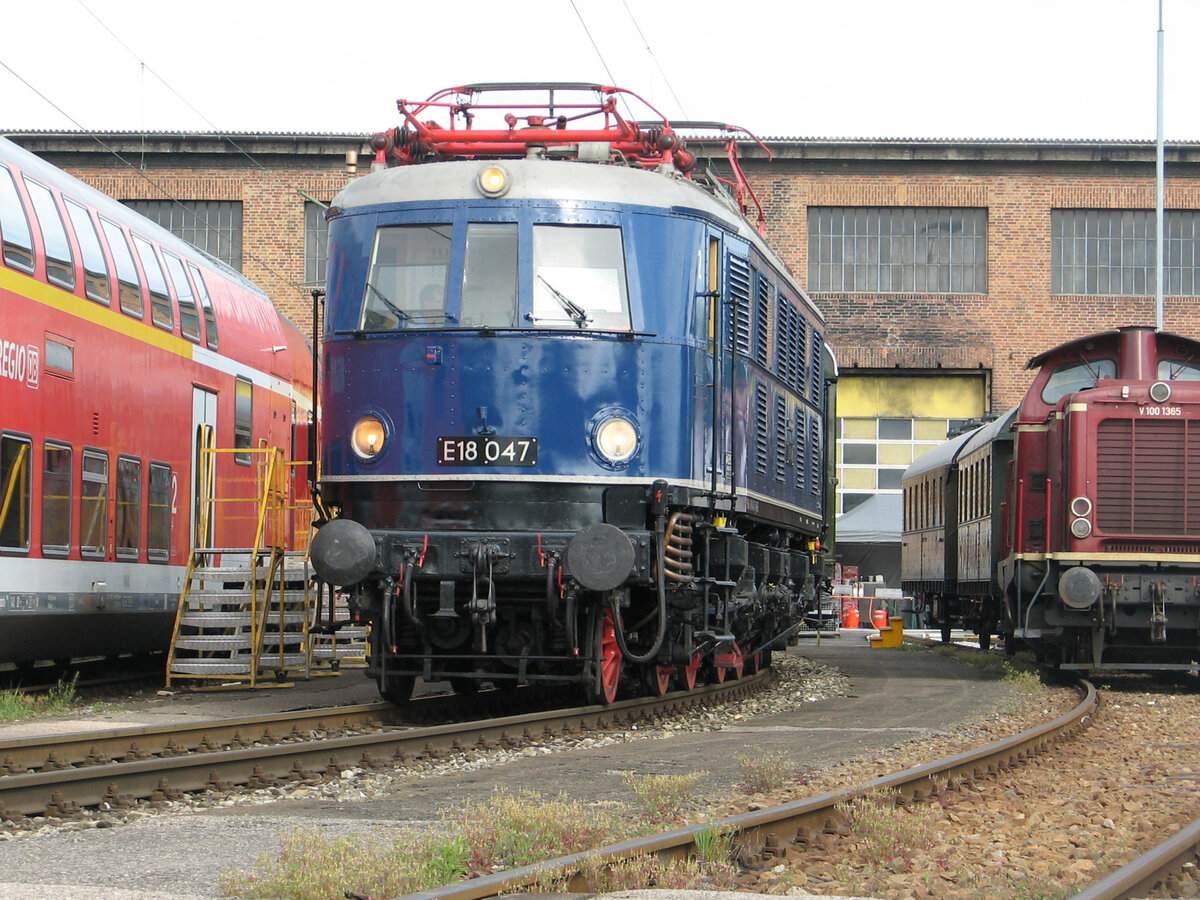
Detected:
left=1070, top=517, right=1093, bottom=539
left=351, top=415, right=387, bottom=459
left=594, top=415, right=639, bottom=464
left=476, top=165, right=510, bottom=198
left=1150, top=381, right=1172, bottom=403
left=1070, top=496, right=1092, bottom=518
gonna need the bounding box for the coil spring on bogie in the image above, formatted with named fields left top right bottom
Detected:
left=663, top=512, right=696, bottom=583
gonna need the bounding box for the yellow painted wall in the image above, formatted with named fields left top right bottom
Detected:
left=837, top=375, right=987, bottom=419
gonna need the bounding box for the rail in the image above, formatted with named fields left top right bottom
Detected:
left=393, top=680, right=1097, bottom=900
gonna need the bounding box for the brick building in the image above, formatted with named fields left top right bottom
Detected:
left=9, top=131, right=1200, bottom=514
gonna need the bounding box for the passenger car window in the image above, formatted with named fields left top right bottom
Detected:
left=1040, top=358, right=1117, bottom=405
left=187, top=262, right=219, bottom=350
left=24, top=178, right=74, bottom=290
left=163, top=251, right=200, bottom=341
left=359, top=225, right=452, bottom=330
left=531, top=225, right=630, bottom=331
left=100, top=218, right=144, bottom=318
left=133, top=235, right=173, bottom=331
left=0, top=165, right=34, bottom=273
left=65, top=198, right=111, bottom=304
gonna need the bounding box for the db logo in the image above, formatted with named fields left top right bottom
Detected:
left=0, top=340, right=38, bottom=389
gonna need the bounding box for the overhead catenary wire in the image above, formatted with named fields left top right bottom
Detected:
left=0, top=57, right=311, bottom=300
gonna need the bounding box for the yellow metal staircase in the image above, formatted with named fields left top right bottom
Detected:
left=165, top=443, right=318, bottom=688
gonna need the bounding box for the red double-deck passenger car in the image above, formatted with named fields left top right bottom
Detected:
left=0, top=136, right=312, bottom=670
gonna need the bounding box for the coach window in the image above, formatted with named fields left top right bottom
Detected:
left=360, top=224, right=452, bottom=330
left=115, top=456, right=142, bottom=559
left=133, top=236, right=173, bottom=331
left=163, top=251, right=200, bottom=342
left=80, top=449, right=108, bottom=558
left=532, top=225, right=630, bottom=331
left=234, top=378, right=253, bottom=465
left=41, top=442, right=72, bottom=555
left=460, top=223, right=518, bottom=327
left=100, top=218, right=143, bottom=319
left=0, top=434, right=32, bottom=552
left=188, top=262, right=219, bottom=350
left=147, top=462, right=171, bottom=562
left=0, top=166, right=35, bottom=273
left=23, top=178, right=75, bottom=291
left=1040, top=358, right=1116, bottom=405
left=64, top=199, right=111, bottom=304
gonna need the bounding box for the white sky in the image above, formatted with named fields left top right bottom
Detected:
left=1, top=0, right=1196, bottom=141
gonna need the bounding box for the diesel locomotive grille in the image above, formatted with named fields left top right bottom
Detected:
left=1096, top=418, right=1200, bottom=536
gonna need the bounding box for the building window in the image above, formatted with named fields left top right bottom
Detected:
left=1052, top=209, right=1200, bottom=296
left=837, top=416, right=969, bottom=514
left=304, top=201, right=328, bottom=287
left=808, top=207, right=987, bottom=294
left=124, top=200, right=243, bottom=270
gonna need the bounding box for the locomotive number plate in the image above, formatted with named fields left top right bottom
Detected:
left=437, top=436, right=538, bottom=466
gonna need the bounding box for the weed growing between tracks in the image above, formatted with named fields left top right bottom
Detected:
left=0, top=673, right=80, bottom=720
left=220, top=774, right=737, bottom=900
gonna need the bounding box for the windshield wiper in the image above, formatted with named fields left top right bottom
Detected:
left=537, top=275, right=591, bottom=329
left=365, top=282, right=410, bottom=324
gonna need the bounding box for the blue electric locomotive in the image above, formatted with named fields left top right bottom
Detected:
left=309, top=84, right=829, bottom=703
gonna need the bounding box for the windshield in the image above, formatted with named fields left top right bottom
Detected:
left=1041, top=358, right=1116, bottom=405
left=530, top=225, right=631, bottom=331
left=1158, top=359, right=1200, bottom=380
left=359, top=225, right=453, bottom=330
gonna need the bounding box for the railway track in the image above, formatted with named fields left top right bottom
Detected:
left=0, top=672, right=768, bottom=822
left=385, top=668, right=1199, bottom=900
left=392, top=678, right=1100, bottom=900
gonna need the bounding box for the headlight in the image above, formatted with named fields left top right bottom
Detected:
left=1070, top=517, right=1093, bottom=539
left=351, top=415, right=386, bottom=459
left=594, top=416, right=639, bottom=464
left=1070, top=496, right=1092, bottom=517
left=477, top=165, right=510, bottom=198
left=1150, top=381, right=1172, bottom=403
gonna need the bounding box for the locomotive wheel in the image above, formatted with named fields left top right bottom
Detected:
left=645, top=664, right=673, bottom=696
left=450, top=677, right=480, bottom=696
left=678, top=653, right=701, bottom=690
left=378, top=672, right=415, bottom=703
left=712, top=642, right=745, bottom=681
left=583, top=607, right=621, bottom=705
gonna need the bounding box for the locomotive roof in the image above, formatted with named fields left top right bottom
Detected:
left=331, top=156, right=821, bottom=322
left=1025, top=327, right=1200, bottom=370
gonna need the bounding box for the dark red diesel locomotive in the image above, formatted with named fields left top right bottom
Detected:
left=905, top=326, right=1200, bottom=672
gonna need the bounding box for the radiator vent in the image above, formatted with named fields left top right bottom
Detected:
left=1096, top=418, right=1200, bottom=535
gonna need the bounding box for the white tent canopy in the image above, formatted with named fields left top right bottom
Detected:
left=836, top=492, right=902, bottom=544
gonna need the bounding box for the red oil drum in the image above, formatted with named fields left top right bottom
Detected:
left=871, top=609, right=888, bottom=629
